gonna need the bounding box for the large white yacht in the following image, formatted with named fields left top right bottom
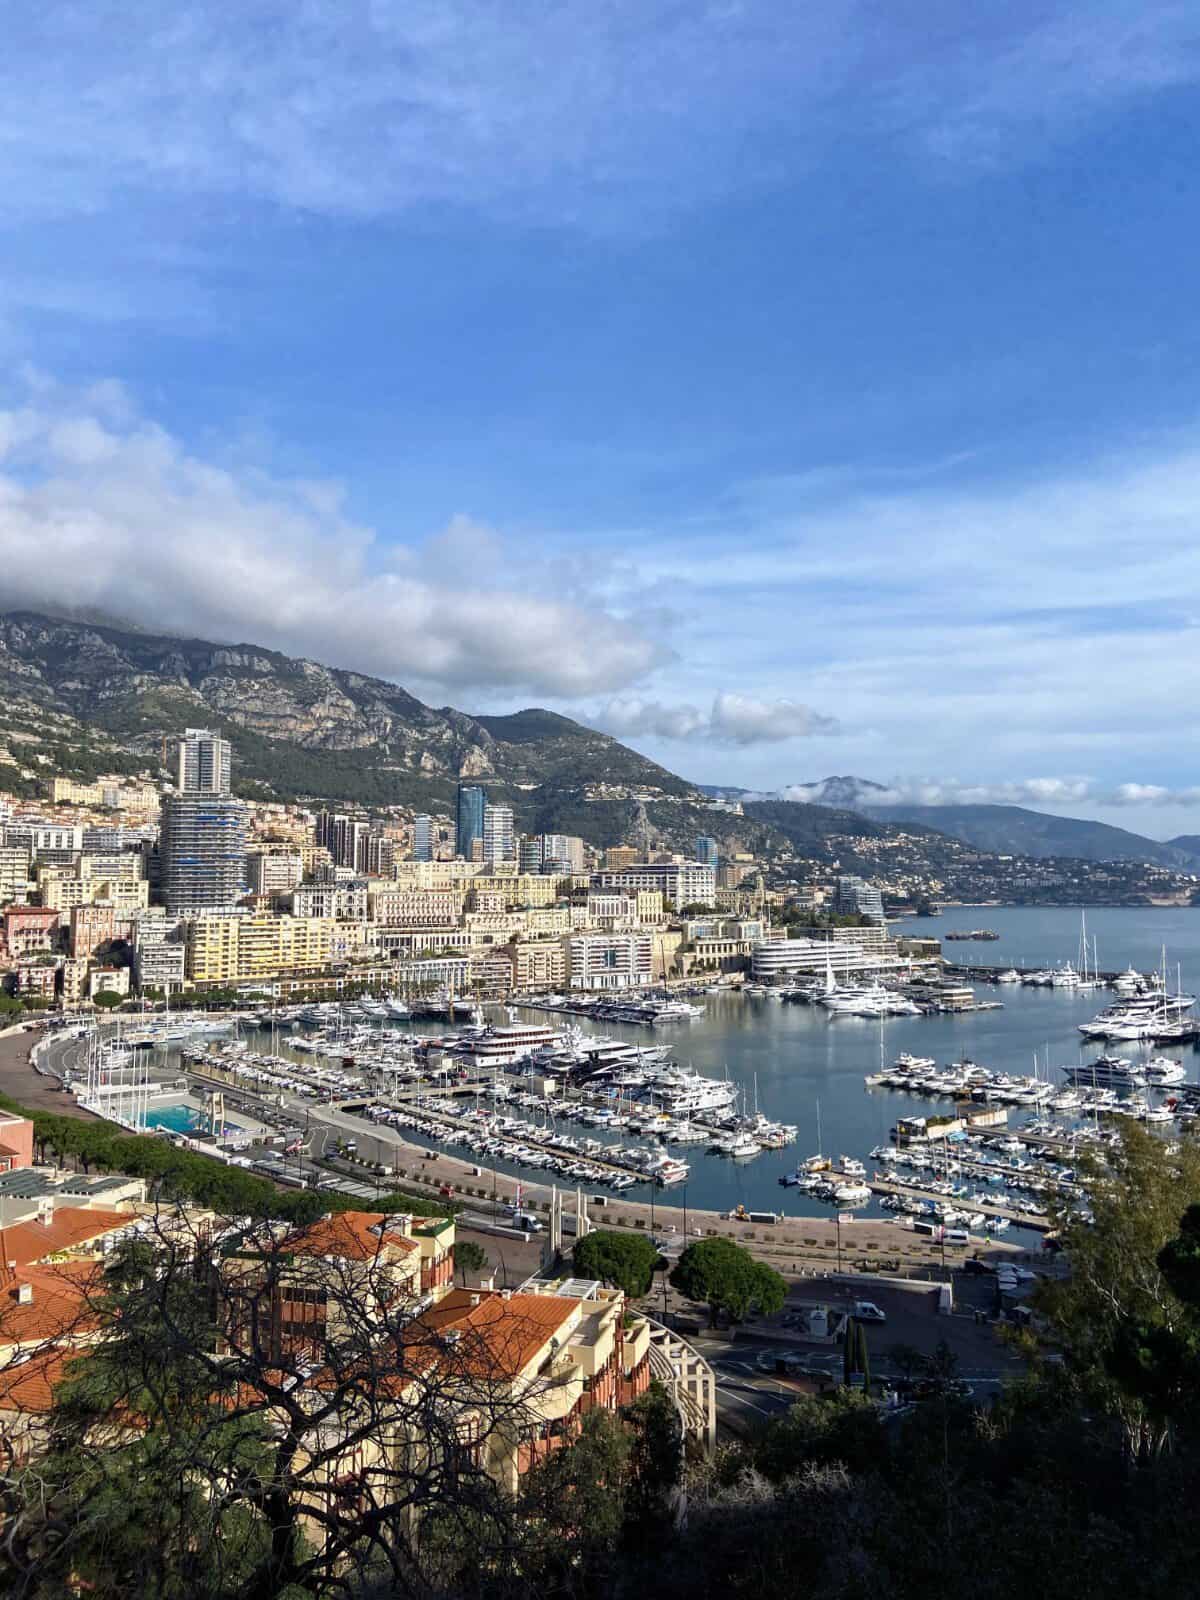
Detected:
left=1078, top=990, right=1194, bottom=1040
left=448, top=1022, right=562, bottom=1065
left=639, top=1064, right=739, bottom=1115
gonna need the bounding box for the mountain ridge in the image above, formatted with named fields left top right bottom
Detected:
left=0, top=611, right=693, bottom=808
left=769, top=774, right=1195, bottom=870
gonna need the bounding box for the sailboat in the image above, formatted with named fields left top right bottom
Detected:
left=1074, top=912, right=1099, bottom=992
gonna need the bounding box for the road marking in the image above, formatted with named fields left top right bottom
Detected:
left=715, top=1385, right=772, bottom=1417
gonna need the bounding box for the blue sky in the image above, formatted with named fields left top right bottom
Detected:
left=3, top=2, right=1200, bottom=836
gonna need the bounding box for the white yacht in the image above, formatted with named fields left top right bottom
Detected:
left=1143, top=1056, right=1186, bottom=1086
left=449, top=1022, right=561, bottom=1065
left=640, top=1064, right=739, bottom=1114
left=1078, top=990, right=1194, bottom=1040
left=996, top=969, right=1022, bottom=984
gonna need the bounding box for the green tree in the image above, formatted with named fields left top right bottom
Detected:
left=857, top=1321, right=871, bottom=1396
left=519, top=1407, right=631, bottom=1587
left=623, top=1381, right=683, bottom=1550
left=573, top=1229, right=664, bottom=1299
left=1033, top=1120, right=1200, bottom=1456
left=453, top=1239, right=489, bottom=1283
left=92, top=989, right=126, bottom=1010
left=668, top=1238, right=786, bottom=1326
left=843, top=1316, right=857, bottom=1385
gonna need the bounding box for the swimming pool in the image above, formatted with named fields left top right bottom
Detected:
left=145, top=1103, right=243, bottom=1138
left=147, top=1103, right=199, bottom=1134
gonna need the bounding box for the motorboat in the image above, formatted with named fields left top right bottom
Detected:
left=1143, top=1056, right=1186, bottom=1085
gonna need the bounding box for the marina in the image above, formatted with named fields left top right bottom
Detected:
left=44, top=907, right=1200, bottom=1248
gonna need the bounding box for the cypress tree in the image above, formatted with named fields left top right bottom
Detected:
left=858, top=1321, right=871, bottom=1396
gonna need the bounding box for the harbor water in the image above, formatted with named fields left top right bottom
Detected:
left=200, top=907, right=1200, bottom=1236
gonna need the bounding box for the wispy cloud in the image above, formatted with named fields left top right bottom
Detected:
left=0, top=374, right=665, bottom=699
left=2, top=2, right=1195, bottom=233
left=897, top=2, right=1200, bottom=169
left=780, top=776, right=1200, bottom=811
left=600, top=693, right=838, bottom=746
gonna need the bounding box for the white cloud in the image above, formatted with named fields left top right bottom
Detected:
left=600, top=692, right=838, bottom=746
left=778, top=776, right=1200, bottom=811
left=0, top=376, right=665, bottom=699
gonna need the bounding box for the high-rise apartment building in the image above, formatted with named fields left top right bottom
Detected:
left=482, top=803, right=515, bottom=866
left=413, top=815, right=434, bottom=862
left=315, top=811, right=370, bottom=871
left=363, top=832, right=394, bottom=878
left=834, top=875, right=885, bottom=925
left=176, top=728, right=232, bottom=794
left=537, top=834, right=585, bottom=874
left=455, top=785, right=487, bottom=861
left=695, top=835, right=719, bottom=867
left=245, top=850, right=304, bottom=897
left=159, top=795, right=247, bottom=913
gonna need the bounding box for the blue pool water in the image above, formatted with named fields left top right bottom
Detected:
left=145, top=1103, right=242, bottom=1138
left=147, top=1103, right=200, bottom=1133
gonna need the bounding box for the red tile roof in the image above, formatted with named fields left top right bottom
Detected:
left=282, top=1210, right=421, bottom=1263
left=0, top=1346, right=81, bottom=1414
left=0, top=1208, right=132, bottom=1269
left=0, top=1260, right=101, bottom=1347
left=408, top=1289, right=580, bottom=1379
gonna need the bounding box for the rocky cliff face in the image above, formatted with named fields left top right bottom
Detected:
left=0, top=612, right=692, bottom=800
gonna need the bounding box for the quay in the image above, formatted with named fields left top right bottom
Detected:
left=867, top=1177, right=1051, bottom=1233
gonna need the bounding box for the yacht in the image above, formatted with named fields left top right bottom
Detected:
left=639, top=1064, right=739, bottom=1115
left=722, top=1131, right=763, bottom=1160
left=1112, top=967, right=1144, bottom=995
left=1143, top=1056, right=1186, bottom=1086
left=996, top=969, right=1022, bottom=984
left=1063, top=1055, right=1148, bottom=1090
left=448, top=1022, right=561, bottom=1066
left=1078, top=990, right=1194, bottom=1041
left=820, top=982, right=920, bottom=1017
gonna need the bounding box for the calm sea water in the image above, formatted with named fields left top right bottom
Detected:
left=230, top=907, right=1200, bottom=1232
left=895, top=903, right=1200, bottom=976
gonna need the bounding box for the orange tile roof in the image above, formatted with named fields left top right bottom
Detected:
left=282, top=1210, right=421, bottom=1263
left=0, top=1260, right=101, bottom=1347
left=408, top=1289, right=580, bottom=1379
left=0, top=1346, right=81, bottom=1414
left=0, top=1208, right=132, bottom=1269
